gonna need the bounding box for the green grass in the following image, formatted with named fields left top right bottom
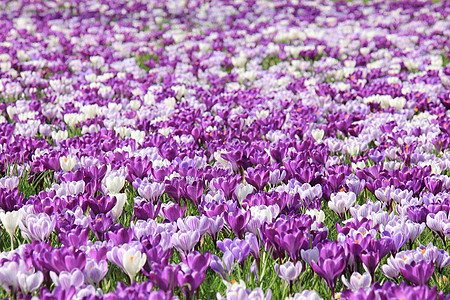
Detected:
left=135, top=53, right=160, bottom=72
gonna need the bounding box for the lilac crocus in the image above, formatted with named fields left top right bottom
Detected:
left=134, top=178, right=165, bottom=202
left=275, top=261, right=302, bottom=284
left=328, top=191, right=356, bottom=217
left=19, top=213, right=56, bottom=242
left=171, top=230, right=200, bottom=256
left=84, top=259, right=108, bottom=286
left=210, top=252, right=237, bottom=280
left=50, top=268, right=84, bottom=291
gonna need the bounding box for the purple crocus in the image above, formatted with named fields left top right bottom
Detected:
left=400, top=260, right=435, bottom=286
left=310, top=241, right=347, bottom=299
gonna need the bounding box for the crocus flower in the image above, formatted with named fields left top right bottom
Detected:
left=19, top=213, right=56, bottom=242
left=235, top=183, right=254, bottom=205
left=328, top=191, right=356, bottom=217
left=107, top=245, right=147, bottom=283
left=105, top=175, right=126, bottom=194
left=400, top=260, right=435, bottom=286
left=310, top=241, right=347, bottom=299
left=50, top=269, right=84, bottom=291
left=0, top=210, right=22, bottom=249
left=341, top=272, right=371, bottom=291
left=171, top=230, right=200, bottom=256
left=275, top=261, right=302, bottom=284
left=60, top=155, right=77, bottom=172
left=84, top=259, right=108, bottom=286
left=223, top=209, right=251, bottom=239
left=109, top=193, right=127, bottom=221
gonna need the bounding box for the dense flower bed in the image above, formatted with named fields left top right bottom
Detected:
left=0, top=0, right=449, bottom=299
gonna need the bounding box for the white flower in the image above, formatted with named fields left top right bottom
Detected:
left=122, top=249, right=146, bottom=283
left=60, top=155, right=77, bottom=172
left=341, top=272, right=371, bottom=291
left=0, top=210, right=22, bottom=237
left=52, top=130, right=68, bottom=143
left=130, top=100, right=141, bottom=111
left=80, top=104, right=98, bottom=118
left=389, top=97, right=406, bottom=110
left=165, top=97, right=176, bottom=110
left=346, top=143, right=360, bottom=157
left=143, top=92, right=155, bottom=106
left=110, top=193, right=127, bottom=221
left=235, top=183, right=254, bottom=205
left=311, top=129, right=324, bottom=143
left=329, top=192, right=357, bottom=216
left=105, top=175, right=125, bottom=194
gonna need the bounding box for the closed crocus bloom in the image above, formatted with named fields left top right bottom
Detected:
left=106, top=175, right=126, bottom=194
left=301, top=247, right=319, bottom=267
left=60, top=155, right=77, bottom=172
left=427, top=211, right=448, bottom=235
left=0, top=210, right=22, bottom=237
left=84, top=259, right=108, bottom=286
left=341, top=272, right=371, bottom=291
left=276, top=261, right=302, bottom=283
left=109, top=193, right=127, bottom=221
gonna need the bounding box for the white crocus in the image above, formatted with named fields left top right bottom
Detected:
left=129, top=100, right=141, bottom=111
left=341, top=272, right=371, bottom=291
left=305, top=209, right=325, bottom=223
left=60, top=155, right=77, bottom=172
left=311, top=129, right=325, bottom=143
left=105, top=175, right=125, bottom=194
left=235, top=183, right=254, bottom=205
left=110, top=193, right=127, bottom=221
left=0, top=210, right=22, bottom=249
left=52, top=130, right=68, bottom=143
left=122, top=249, right=146, bottom=283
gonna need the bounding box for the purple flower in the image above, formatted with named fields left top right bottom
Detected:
left=245, top=166, right=270, bottom=191
left=310, top=241, right=347, bottom=298
left=223, top=208, right=251, bottom=239
left=400, top=260, right=435, bottom=286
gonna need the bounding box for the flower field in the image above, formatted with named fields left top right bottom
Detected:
left=0, top=0, right=449, bottom=299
